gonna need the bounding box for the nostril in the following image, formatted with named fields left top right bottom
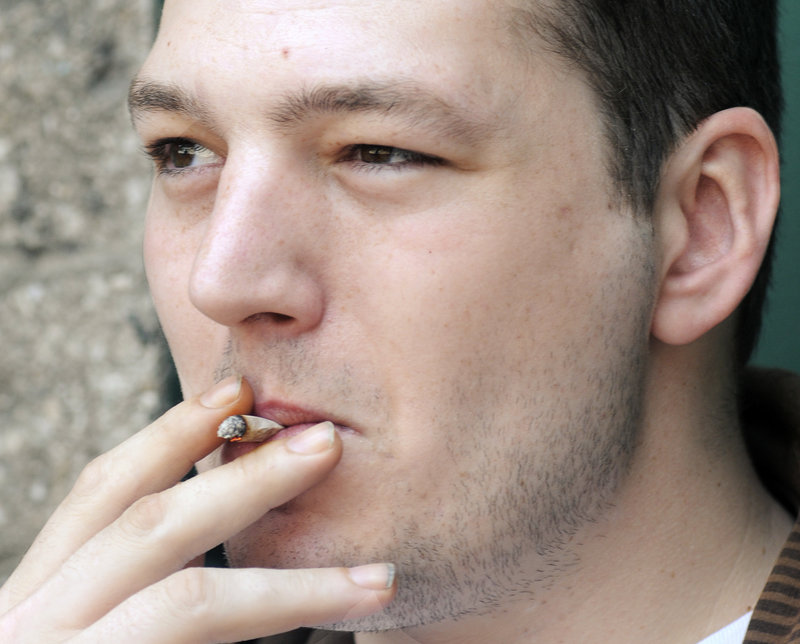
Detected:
left=243, top=312, right=295, bottom=325
left=271, top=312, right=294, bottom=324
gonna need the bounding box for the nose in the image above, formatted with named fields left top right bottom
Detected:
left=188, top=152, right=326, bottom=335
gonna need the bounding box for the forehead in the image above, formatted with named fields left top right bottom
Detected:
left=158, top=0, right=515, bottom=54
left=145, top=0, right=544, bottom=120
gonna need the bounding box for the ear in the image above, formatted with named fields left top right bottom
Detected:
left=651, top=107, right=780, bottom=346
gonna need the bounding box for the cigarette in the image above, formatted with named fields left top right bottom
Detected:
left=217, top=414, right=285, bottom=442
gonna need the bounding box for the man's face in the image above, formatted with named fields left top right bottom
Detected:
left=135, top=0, right=656, bottom=630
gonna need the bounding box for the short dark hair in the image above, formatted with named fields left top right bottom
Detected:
left=512, top=0, right=782, bottom=365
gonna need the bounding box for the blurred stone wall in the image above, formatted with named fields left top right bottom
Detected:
left=0, top=0, right=165, bottom=583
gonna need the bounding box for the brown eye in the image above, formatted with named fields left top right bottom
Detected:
left=171, top=143, right=199, bottom=168
left=169, top=142, right=218, bottom=169
left=145, top=138, right=222, bottom=175
left=346, top=144, right=443, bottom=168
left=361, top=146, right=397, bottom=164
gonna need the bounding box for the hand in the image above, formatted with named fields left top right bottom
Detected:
left=0, top=376, right=395, bottom=643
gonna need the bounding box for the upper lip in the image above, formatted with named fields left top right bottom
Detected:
left=253, top=400, right=352, bottom=431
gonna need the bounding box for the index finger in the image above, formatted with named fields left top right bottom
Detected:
left=0, top=375, right=252, bottom=610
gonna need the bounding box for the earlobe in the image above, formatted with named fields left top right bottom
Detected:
left=651, top=107, right=780, bottom=346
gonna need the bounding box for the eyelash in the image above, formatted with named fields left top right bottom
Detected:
left=142, top=138, right=445, bottom=176
left=338, top=144, right=446, bottom=172
left=143, top=138, right=222, bottom=175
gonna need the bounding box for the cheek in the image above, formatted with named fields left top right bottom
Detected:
left=353, top=204, right=644, bottom=434
left=144, top=202, right=223, bottom=397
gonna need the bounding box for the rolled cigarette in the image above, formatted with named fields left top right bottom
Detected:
left=217, top=414, right=285, bottom=442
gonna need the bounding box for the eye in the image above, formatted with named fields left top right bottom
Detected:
left=144, top=138, right=222, bottom=174
left=341, top=144, right=444, bottom=169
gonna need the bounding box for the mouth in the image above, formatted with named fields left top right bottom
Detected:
left=220, top=400, right=355, bottom=462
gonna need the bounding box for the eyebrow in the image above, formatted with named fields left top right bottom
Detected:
left=129, top=79, right=213, bottom=125
left=128, top=77, right=497, bottom=145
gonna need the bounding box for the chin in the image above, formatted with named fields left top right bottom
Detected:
left=224, top=501, right=354, bottom=570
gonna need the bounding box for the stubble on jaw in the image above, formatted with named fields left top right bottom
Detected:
left=220, top=243, right=656, bottom=633
left=147, top=0, right=661, bottom=632
left=195, top=5, right=658, bottom=626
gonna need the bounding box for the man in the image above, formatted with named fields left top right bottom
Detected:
left=1, top=0, right=797, bottom=642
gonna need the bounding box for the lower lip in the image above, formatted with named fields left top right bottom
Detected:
left=220, top=422, right=346, bottom=462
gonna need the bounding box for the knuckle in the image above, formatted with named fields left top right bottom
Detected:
left=70, top=453, right=114, bottom=501
left=160, top=567, right=217, bottom=617
left=289, top=568, right=318, bottom=597
left=121, top=493, right=169, bottom=539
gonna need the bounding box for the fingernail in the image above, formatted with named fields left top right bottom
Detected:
left=286, top=421, right=335, bottom=454
left=199, top=375, right=242, bottom=408
left=348, top=563, right=396, bottom=590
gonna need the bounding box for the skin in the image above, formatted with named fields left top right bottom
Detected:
left=0, top=1, right=791, bottom=643
left=142, top=0, right=655, bottom=632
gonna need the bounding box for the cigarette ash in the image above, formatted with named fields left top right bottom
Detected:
left=217, top=415, right=247, bottom=440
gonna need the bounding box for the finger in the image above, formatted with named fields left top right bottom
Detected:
left=0, top=375, right=252, bottom=612
left=15, top=422, right=342, bottom=633
left=70, top=565, right=396, bottom=644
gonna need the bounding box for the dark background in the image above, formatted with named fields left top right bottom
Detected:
left=755, top=1, right=800, bottom=370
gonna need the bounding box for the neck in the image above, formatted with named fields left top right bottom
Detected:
left=357, top=343, right=793, bottom=644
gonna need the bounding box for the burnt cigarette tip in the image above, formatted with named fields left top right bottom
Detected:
left=217, top=414, right=247, bottom=440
